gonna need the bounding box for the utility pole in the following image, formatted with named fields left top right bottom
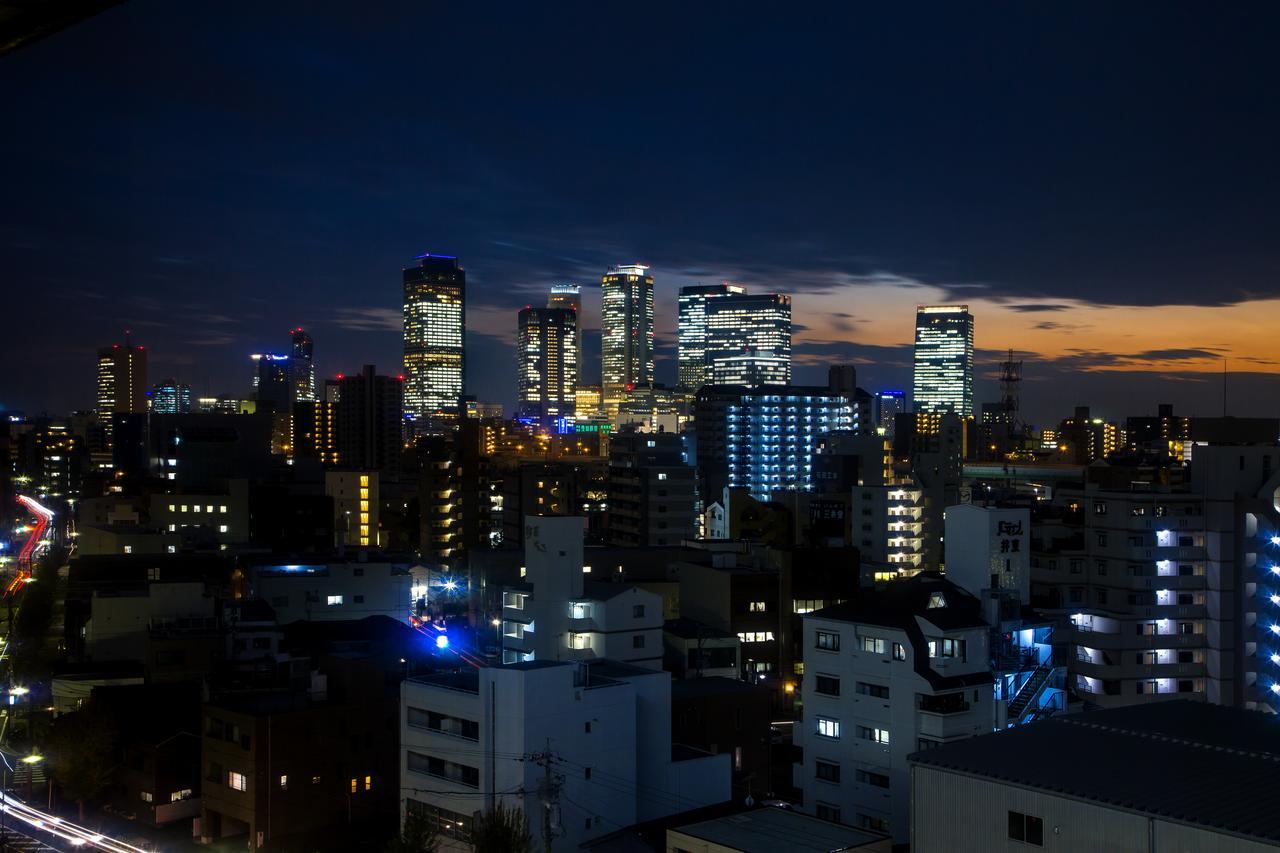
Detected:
left=533, top=738, right=561, bottom=853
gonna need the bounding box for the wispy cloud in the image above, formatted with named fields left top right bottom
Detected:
left=329, top=307, right=401, bottom=332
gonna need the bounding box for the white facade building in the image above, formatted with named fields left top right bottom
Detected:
left=501, top=517, right=663, bottom=668
left=400, top=659, right=731, bottom=852
left=795, top=574, right=991, bottom=843
left=849, top=481, right=926, bottom=580
left=247, top=560, right=410, bottom=624
left=945, top=504, right=1031, bottom=603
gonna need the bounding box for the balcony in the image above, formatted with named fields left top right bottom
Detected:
left=1064, top=629, right=1206, bottom=651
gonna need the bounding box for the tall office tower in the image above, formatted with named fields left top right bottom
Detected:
left=600, top=264, right=654, bottom=408
left=290, top=327, right=316, bottom=403
left=250, top=353, right=292, bottom=410
left=877, top=390, right=905, bottom=436
left=96, top=339, right=147, bottom=448
left=517, top=307, right=578, bottom=429
left=677, top=283, right=745, bottom=390
left=403, top=253, right=466, bottom=435
left=336, top=364, right=405, bottom=481
left=912, top=305, right=974, bottom=417
left=547, top=284, right=584, bottom=385
left=705, top=292, right=792, bottom=386
left=149, top=380, right=192, bottom=414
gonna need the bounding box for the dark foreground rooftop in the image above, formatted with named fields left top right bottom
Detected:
left=909, top=700, right=1280, bottom=843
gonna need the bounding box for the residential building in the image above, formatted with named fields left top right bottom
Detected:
left=291, top=399, right=339, bottom=465
left=910, top=701, right=1280, bottom=853
left=876, top=391, right=905, bottom=438
left=325, top=470, right=378, bottom=549
left=663, top=618, right=739, bottom=679
left=795, top=573, right=992, bottom=842
left=601, top=264, right=654, bottom=409
left=245, top=559, right=411, bottom=625
left=401, top=657, right=730, bottom=852
left=547, top=283, right=585, bottom=385
left=606, top=430, right=696, bottom=547
left=911, top=305, right=973, bottom=417
left=403, top=252, right=465, bottom=434
left=946, top=504, right=1066, bottom=727
left=500, top=516, right=663, bottom=667
left=517, top=306, right=578, bottom=429
left=1126, top=403, right=1191, bottom=461
left=150, top=480, right=251, bottom=549
left=693, top=383, right=857, bottom=501
left=336, top=365, right=403, bottom=481
left=200, top=654, right=399, bottom=849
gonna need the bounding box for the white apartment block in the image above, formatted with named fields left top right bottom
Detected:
left=501, top=517, right=663, bottom=668
left=400, top=659, right=730, bottom=852
left=247, top=560, right=410, bottom=624
left=849, top=481, right=925, bottom=580
left=795, top=574, right=991, bottom=843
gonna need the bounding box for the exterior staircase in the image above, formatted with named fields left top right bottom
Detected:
left=1008, top=664, right=1052, bottom=720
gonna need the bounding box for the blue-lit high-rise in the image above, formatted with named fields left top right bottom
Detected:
left=912, top=305, right=974, bottom=417
left=694, top=383, right=856, bottom=501
left=150, top=379, right=192, bottom=414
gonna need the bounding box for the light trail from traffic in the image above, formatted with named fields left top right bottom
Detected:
left=0, top=790, right=152, bottom=851
left=8, top=497, right=52, bottom=597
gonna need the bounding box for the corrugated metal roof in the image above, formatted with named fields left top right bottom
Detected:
left=909, top=700, right=1280, bottom=842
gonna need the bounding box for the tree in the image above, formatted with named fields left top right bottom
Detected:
left=384, top=810, right=438, bottom=853
left=471, top=802, right=534, bottom=853
left=47, top=707, right=117, bottom=821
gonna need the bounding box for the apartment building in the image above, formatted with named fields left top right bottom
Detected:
left=400, top=659, right=731, bottom=851
left=794, top=574, right=991, bottom=843
left=501, top=517, right=663, bottom=668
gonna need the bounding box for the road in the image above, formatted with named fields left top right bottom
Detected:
left=8, top=498, right=52, bottom=597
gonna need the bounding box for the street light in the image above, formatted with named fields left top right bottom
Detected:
left=8, top=687, right=28, bottom=697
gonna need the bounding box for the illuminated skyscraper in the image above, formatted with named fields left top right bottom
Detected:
left=517, top=307, right=578, bottom=429
left=676, top=283, right=744, bottom=390
left=705, top=292, right=791, bottom=386
left=912, top=305, right=974, bottom=417
left=96, top=339, right=147, bottom=447
left=403, top=253, right=466, bottom=434
left=547, top=284, right=584, bottom=385
left=600, top=264, right=653, bottom=408
left=149, top=379, right=192, bottom=414
left=290, top=327, right=316, bottom=403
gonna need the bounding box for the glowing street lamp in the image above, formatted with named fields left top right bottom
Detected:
left=8, top=687, right=28, bottom=697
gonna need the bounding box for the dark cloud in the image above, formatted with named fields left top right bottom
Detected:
left=1005, top=303, right=1074, bottom=313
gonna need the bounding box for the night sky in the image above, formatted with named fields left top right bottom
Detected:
left=4, top=2, right=1279, bottom=425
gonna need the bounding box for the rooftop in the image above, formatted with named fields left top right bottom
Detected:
left=671, top=807, right=887, bottom=852
left=664, top=618, right=734, bottom=640
left=810, top=572, right=986, bottom=632
left=909, top=701, right=1280, bottom=844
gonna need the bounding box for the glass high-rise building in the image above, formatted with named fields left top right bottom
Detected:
left=517, top=307, right=578, bottom=429
left=290, top=327, right=316, bottom=403
left=96, top=340, right=147, bottom=447
left=403, top=253, right=466, bottom=434
left=705, top=292, right=792, bottom=386
left=150, top=380, right=192, bottom=414
left=600, top=264, right=654, bottom=408
left=676, top=283, right=744, bottom=390
left=912, top=305, right=974, bottom=417
left=547, top=284, right=584, bottom=385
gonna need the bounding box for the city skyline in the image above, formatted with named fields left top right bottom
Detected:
left=5, top=4, right=1280, bottom=424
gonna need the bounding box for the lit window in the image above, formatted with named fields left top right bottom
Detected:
left=816, top=717, right=841, bottom=739
left=220, top=505, right=228, bottom=513
left=364, top=775, right=372, bottom=791
left=279, top=775, right=288, bottom=790
left=140, top=791, right=153, bottom=803
left=327, top=595, right=344, bottom=606
left=168, top=504, right=176, bottom=512
left=350, top=778, right=358, bottom=794
left=123, top=545, right=133, bottom=554
left=219, top=525, right=228, bottom=533
left=228, top=771, right=247, bottom=791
